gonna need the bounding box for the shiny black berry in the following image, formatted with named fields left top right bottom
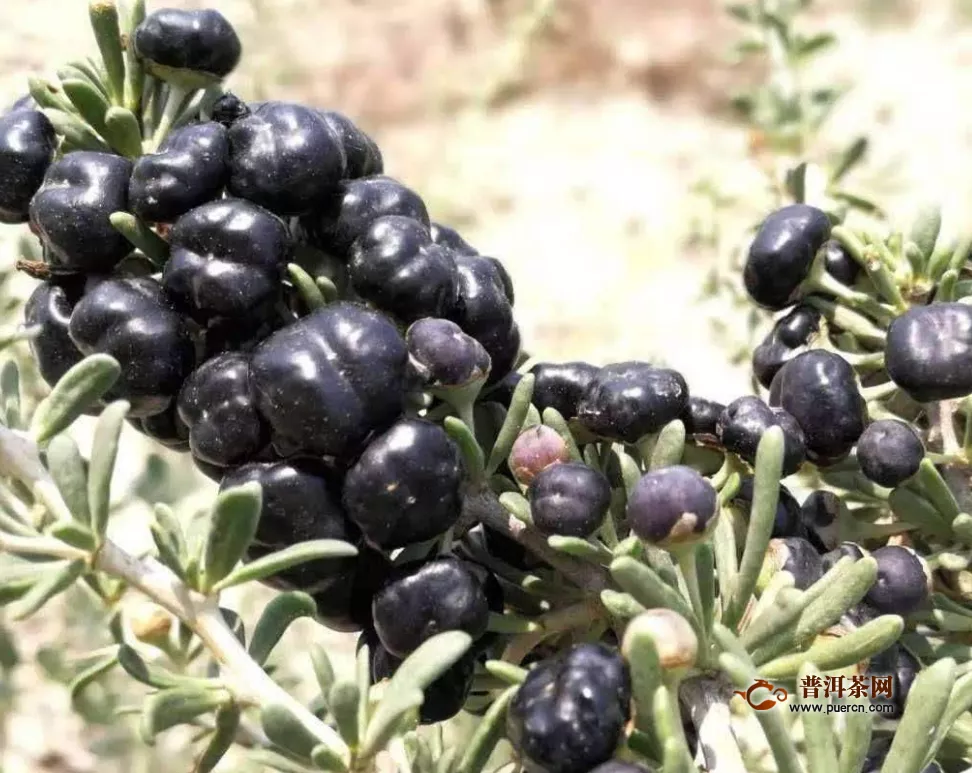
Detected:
left=24, top=280, right=86, bottom=388
left=249, top=302, right=407, bottom=460
left=30, top=152, right=133, bottom=272
left=752, top=304, right=822, bottom=389
left=312, top=547, right=393, bottom=632
left=349, top=215, right=459, bottom=323
left=320, top=110, right=383, bottom=179
left=406, top=318, right=491, bottom=389
left=372, top=557, right=490, bottom=657
left=221, top=461, right=358, bottom=591
left=680, top=396, right=725, bottom=441
left=0, top=106, right=56, bottom=223
left=864, top=545, right=931, bottom=616
left=801, top=489, right=842, bottom=550
left=770, top=350, right=867, bottom=465
left=731, top=477, right=804, bottom=540
left=210, top=92, right=250, bottom=126
left=717, top=396, right=806, bottom=476
left=577, top=362, right=690, bottom=444
left=822, top=541, right=867, bottom=573
left=431, top=222, right=478, bottom=256
left=163, top=198, right=291, bottom=322
left=886, top=303, right=972, bottom=402
left=130, top=402, right=190, bottom=451
left=763, top=537, right=824, bottom=590
left=177, top=352, right=268, bottom=467
left=529, top=462, right=611, bottom=538
left=507, top=643, right=631, bottom=773
left=342, top=418, right=463, bottom=549
left=134, top=8, right=241, bottom=82
left=744, top=203, right=831, bottom=310
left=823, top=239, right=860, bottom=286
left=856, top=419, right=924, bottom=488
left=302, top=176, right=429, bottom=258
left=866, top=644, right=919, bottom=719
left=529, top=361, right=600, bottom=421
left=450, top=254, right=520, bottom=385
left=627, top=465, right=717, bottom=546
left=129, top=122, right=229, bottom=223
left=68, top=277, right=194, bottom=417
left=227, top=102, right=345, bottom=216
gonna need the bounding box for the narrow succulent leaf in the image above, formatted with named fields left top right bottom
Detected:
left=29, top=355, right=121, bottom=445
left=455, top=685, right=517, bottom=773
left=613, top=534, right=643, bottom=559
left=727, top=427, right=784, bottom=629
left=262, top=703, right=320, bottom=760
left=1, top=359, right=21, bottom=428
left=881, top=658, right=956, bottom=773
left=109, top=212, right=170, bottom=264
left=623, top=622, right=663, bottom=733
left=248, top=591, right=317, bottom=666
left=46, top=434, right=90, bottom=522
left=47, top=521, right=96, bottom=551
left=288, top=264, right=327, bottom=312
left=610, top=557, right=697, bottom=627
left=487, top=611, right=539, bottom=634
left=11, top=559, right=85, bottom=620
left=248, top=750, right=316, bottom=773
left=888, top=487, right=951, bottom=538
left=600, top=589, right=647, bottom=619
left=121, top=0, right=146, bottom=111
left=202, top=481, right=262, bottom=591
left=696, top=542, right=715, bottom=633
left=838, top=700, right=873, bottom=773
left=0, top=622, right=19, bottom=671
left=357, top=688, right=424, bottom=762
left=486, top=374, right=535, bottom=476
left=652, top=686, right=693, bottom=772
left=29, top=76, right=76, bottom=113
left=916, top=458, right=961, bottom=523
left=798, top=663, right=838, bottom=773
left=315, top=276, right=339, bottom=304
left=0, top=575, right=35, bottom=606
left=355, top=644, right=371, bottom=742
left=649, top=420, right=686, bottom=470
left=498, top=490, right=532, bottom=525
left=661, top=737, right=694, bottom=773
left=541, top=407, right=582, bottom=461
left=88, top=0, right=126, bottom=104
left=68, top=654, right=118, bottom=709
left=443, top=416, right=485, bottom=483
left=117, top=644, right=219, bottom=690
left=713, top=507, right=739, bottom=608
left=214, top=540, right=357, bottom=591
left=151, top=503, right=187, bottom=580
left=193, top=704, right=241, bottom=773
left=547, top=535, right=612, bottom=563
left=141, top=686, right=229, bottom=743
left=103, top=107, right=145, bottom=157
left=310, top=744, right=347, bottom=772
left=953, top=512, right=972, bottom=545
left=328, top=682, right=360, bottom=748
left=61, top=77, right=110, bottom=135
left=924, top=671, right=972, bottom=765
left=310, top=645, right=335, bottom=710
left=483, top=659, right=527, bottom=685
left=87, top=400, right=129, bottom=540
left=719, top=653, right=803, bottom=773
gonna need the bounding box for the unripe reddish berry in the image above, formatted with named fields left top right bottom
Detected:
left=508, top=425, right=570, bottom=486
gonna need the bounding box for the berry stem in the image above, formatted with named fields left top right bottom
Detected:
left=147, top=83, right=189, bottom=151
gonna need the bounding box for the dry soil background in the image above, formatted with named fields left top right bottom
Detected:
left=2, top=0, right=972, bottom=770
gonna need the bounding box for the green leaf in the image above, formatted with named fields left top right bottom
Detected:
left=151, top=503, right=187, bottom=580
left=248, top=591, right=317, bottom=666
left=909, top=203, right=942, bottom=259
left=103, top=107, right=145, bottom=157
left=831, top=137, right=868, bottom=183
left=329, top=682, right=360, bottom=748
left=649, top=419, right=685, bottom=470
left=109, top=212, right=170, bottom=265
left=29, top=354, right=121, bottom=444
left=498, top=491, right=532, bottom=524
left=541, top=407, right=582, bottom=462
left=916, top=457, right=961, bottom=523
left=762, top=616, right=904, bottom=680
left=355, top=643, right=371, bottom=739
left=202, top=480, right=262, bottom=591
left=68, top=654, right=118, bottom=710
left=443, top=416, right=485, bottom=483
left=610, top=557, right=696, bottom=626
left=310, top=645, right=336, bottom=711
left=600, top=589, right=647, bottom=619
left=799, top=662, right=838, bottom=773
left=11, top=559, right=85, bottom=620
left=796, top=32, right=836, bottom=59
left=141, top=686, right=229, bottom=744
left=88, top=0, right=126, bottom=104
left=248, top=750, right=316, bottom=773
left=455, top=685, right=518, bottom=773
left=194, top=704, right=241, bottom=773
left=547, top=535, right=611, bottom=563
left=262, top=703, right=320, bottom=760
left=888, top=487, right=952, bottom=538
left=0, top=622, right=20, bottom=670
left=288, top=264, right=327, bottom=312
left=0, top=565, right=52, bottom=606
left=483, top=659, right=527, bottom=685
left=117, top=644, right=219, bottom=690
left=726, top=426, right=784, bottom=628
left=881, top=658, right=956, bottom=773
left=61, top=77, right=110, bottom=136
left=621, top=617, right=663, bottom=733
left=316, top=276, right=339, bottom=304
left=653, top=686, right=693, bottom=771
left=46, top=434, right=90, bottom=522
left=486, top=374, right=535, bottom=476
left=358, top=687, right=424, bottom=762
left=838, top=699, right=873, bottom=773
left=214, top=540, right=358, bottom=592
left=1, top=359, right=21, bottom=428
left=87, top=400, right=130, bottom=540
left=47, top=520, right=96, bottom=551
left=310, top=744, right=347, bottom=772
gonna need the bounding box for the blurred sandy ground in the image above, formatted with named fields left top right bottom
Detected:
left=2, top=0, right=972, bottom=770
